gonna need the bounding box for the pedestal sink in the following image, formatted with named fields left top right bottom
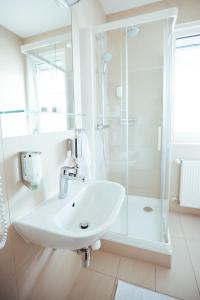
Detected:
left=13, top=180, right=125, bottom=251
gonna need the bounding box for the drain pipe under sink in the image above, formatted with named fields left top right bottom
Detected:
left=76, top=240, right=101, bottom=267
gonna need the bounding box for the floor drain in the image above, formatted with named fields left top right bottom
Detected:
left=79, top=221, right=89, bottom=229
left=143, top=206, right=153, bottom=212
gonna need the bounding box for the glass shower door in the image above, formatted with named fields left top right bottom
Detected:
left=93, top=11, right=176, bottom=245
left=126, top=21, right=164, bottom=242
left=95, top=28, right=128, bottom=236
left=126, top=18, right=175, bottom=243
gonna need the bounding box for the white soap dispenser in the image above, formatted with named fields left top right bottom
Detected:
left=20, top=151, right=42, bottom=190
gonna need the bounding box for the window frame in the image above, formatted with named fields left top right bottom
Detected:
left=21, top=33, right=74, bottom=134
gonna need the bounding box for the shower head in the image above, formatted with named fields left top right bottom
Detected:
left=55, top=0, right=80, bottom=7
left=102, top=52, right=112, bottom=74
left=127, top=26, right=140, bottom=38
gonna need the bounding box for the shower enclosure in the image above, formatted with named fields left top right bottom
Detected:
left=81, top=8, right=177, bottom=255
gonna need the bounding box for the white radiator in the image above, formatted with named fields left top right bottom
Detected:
left=179, top=160, right=200, bottom=208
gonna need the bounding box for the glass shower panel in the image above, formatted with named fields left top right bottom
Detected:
left=161, top=18, right=175, bottom=243
left=127, top=20, right=164, bottom=242
left=94, top=16, right=175, bottom=244
left=95, top=29, right=128, bottom=235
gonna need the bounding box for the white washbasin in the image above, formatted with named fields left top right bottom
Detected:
left=13, top=180, right=125, bottom=250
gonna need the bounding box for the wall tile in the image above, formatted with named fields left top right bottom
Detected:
left=0, top=273, right=18, bottom=300
left=0, top=233, right=16, bottom=276
left=10, top=226, right=41, bottom=271
left=17, top=248, right=81, bottom=300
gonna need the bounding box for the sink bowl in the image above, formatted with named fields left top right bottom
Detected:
left=14, top=180, right=125, bottom=250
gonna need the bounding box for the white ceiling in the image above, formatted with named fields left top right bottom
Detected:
left=99, top=0, right=163, bottom=14
left=0, top=0, right=71, bottom=38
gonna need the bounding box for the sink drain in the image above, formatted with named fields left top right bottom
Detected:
left=79, top=221, right=89, bottom=229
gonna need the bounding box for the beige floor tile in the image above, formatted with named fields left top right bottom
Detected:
left=117, top=256, right=156, bottom=290
left=89, top=251, right=120, bottom=277
left=68, top=269, right=115, bottom=300
left=169, top=212, right=184, bottom=239
left=156, top=238, right=200, bottom=300
left=180, top=214, right=200, bottom=241
left=187, top=240, right=200, bottom=291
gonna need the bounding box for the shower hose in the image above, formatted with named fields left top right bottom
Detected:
left=0, top=176, right=8, bottom=249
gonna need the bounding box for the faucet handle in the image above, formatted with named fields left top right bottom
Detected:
left=60, top=166, right=73, bottom=175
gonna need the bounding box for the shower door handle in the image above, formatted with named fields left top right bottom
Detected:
left=157, top=126, right=162, bottom=151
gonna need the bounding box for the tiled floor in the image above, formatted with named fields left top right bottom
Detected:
left=68, top=212, right=200, bottom=300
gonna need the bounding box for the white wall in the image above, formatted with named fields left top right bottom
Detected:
left=73, top=0, right=106, bottom=29
left=0, top=26, right=26, bottom=112
left=72, top=0, right=106, bottom=113
left=3, top=132, right=73, bottom=221
left=72, top=0, right=106, bottom=173
left=106, top=0, right=200, bottom=24
left=0, top=131, right=82, bottom=300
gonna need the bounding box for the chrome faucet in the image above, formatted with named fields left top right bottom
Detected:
left=59, top=165, right=85, bottom=199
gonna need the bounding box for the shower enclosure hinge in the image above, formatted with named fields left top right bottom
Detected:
left=96, top=124, right=110, bottom=130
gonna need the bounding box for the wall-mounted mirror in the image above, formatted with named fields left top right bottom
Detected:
left=0, top=0, right=77, bottom=137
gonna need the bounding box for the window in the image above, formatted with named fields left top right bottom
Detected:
left=26, top=42, right=71, bottom=133
left=25, top=37, right=74, bottom=134
left=33, top=45, right=67, bottom=114
left=174, top=24, right=200, bottom=143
